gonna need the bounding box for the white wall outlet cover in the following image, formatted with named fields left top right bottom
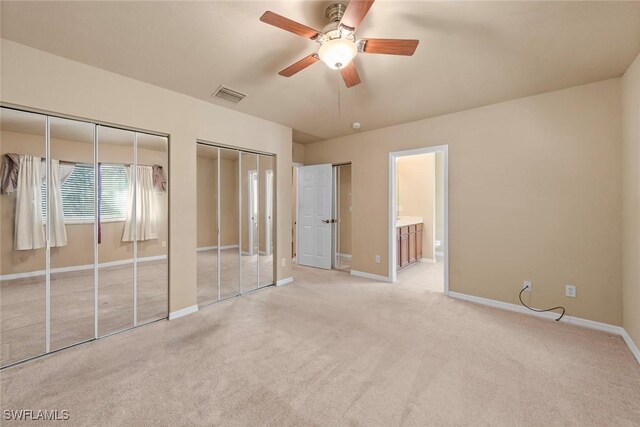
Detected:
left=565, top=285, right=577, bottom=298
left=522, top=280, right=532, bottom=292
left=281, top=258, right=286, bottom=267
left=375, top=255, right=381, bottom=263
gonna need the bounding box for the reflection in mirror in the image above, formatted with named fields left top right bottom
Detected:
left=97, top=126, right=135, bottom=336
left=0, top=108, right=47, bottom=366
left=49, top=117, right=96, bottom=350
left=259, top=155, right=275, bottom=287
left=196, top=144, right=219, bottom=305
left=136, top=134, right=168, bottom=323
left=241, top=152, right=259, bottom=293
left=219, top=149, right=240, bottom=299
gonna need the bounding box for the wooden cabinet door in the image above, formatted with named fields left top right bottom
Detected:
left=400, top=227, right=409, bottom=268
left=396, top=229, right=401, bottom=269
left=416, top=224, right=422, bottom=260
left=408, top=225, right=417, bottom=263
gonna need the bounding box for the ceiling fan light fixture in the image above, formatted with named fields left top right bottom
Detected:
left=318, top=38, right=357, bottom=70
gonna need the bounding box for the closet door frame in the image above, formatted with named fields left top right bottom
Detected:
left=0, top=104, right=169, bottom=369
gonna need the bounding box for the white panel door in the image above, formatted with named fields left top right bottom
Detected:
left=297, top=164, right=332, bottom=269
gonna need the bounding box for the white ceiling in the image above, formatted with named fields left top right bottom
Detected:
left=2, top=1, right=640, bottom=143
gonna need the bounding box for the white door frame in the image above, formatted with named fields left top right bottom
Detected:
left=292, top=162, right=302, bottom=262
left=331, top=165, right=339, bottom=269
left=388, top=145, right=449, bottom=294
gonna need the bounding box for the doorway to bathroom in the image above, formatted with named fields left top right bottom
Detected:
left=389, top=146, right=448, bottom=294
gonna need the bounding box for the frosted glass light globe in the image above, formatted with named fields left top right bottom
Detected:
left=318, top=38, right=357, bottom=70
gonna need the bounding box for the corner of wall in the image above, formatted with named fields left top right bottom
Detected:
left=621, top=51, right=640, bottom=354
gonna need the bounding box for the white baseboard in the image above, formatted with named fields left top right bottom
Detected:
left=337, top=253, right=352, bottom=260
left=448, top=291, right=639, bottom=364
left=276, top=277, right=293, bottom=286
left=419, top=257, right=436, bottom=264
left=168, top=304, right=198, bottom=320
left=351, top=270, right=391, bottom=283
left=197, top=244, right=239, bottom=252
left=621, top=329, right=640, bottom=364
left=1, top=254, right=167, bottom=281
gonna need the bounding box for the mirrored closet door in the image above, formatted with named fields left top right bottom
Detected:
left=49, top=117, right=96, bottom=351
left=241, top=151, right=259, bottom=293
left=196, top=143, right=275, bottom=307
left=0, top=109, right=47, bottom=366
left=196, top=144, right=219, bottom=305
left=97, top=126, right=135, bottom=336
left=136, top=134, right=169, bottom=325
left=220, top=148, right=240, bottom=300
left=0, top=107, right=169, bottom=368
left=258, top=155, right=275, bottom=288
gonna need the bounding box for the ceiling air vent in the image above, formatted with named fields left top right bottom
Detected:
left=212, top=86, right=246, bottom=103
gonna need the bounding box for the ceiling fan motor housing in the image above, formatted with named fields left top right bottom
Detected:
left=325, top=3, right=347, bottom=23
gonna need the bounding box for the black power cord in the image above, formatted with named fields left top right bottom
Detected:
left=518, top=285, right=566, bottom=321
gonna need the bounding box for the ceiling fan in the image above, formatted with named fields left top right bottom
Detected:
left=260, top=0, right=419, bottom=88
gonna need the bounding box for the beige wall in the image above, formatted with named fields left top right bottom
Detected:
left=292, top=142, right=305, bottom=164
left=397, top=153, right=436, bottom=260
left=435, top=152, right=445, bottom=254
left=1, top=130, right=168, bottom=275
left=1, top=40, right=292, bottom=313
left=338, top=165, right=352, bottom=255
left=305, top=79, right=623, bottom=326
left=622, top=53, right=640, bottom=347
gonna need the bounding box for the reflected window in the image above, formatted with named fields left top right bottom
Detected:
left=40, top=163, right=129, bottom=223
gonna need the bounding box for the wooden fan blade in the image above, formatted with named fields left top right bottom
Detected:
left=279, top=54, right=320, bottom=77
left=340, top=62, right=361, bottom=88
left=260, top=11, right=320, bottom=39
left=361, top=38, right=419, bottom=56
left=339, top=0, right=375, bottom=31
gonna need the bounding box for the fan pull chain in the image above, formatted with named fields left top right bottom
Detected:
left=337, top=70, right=342, bottom=118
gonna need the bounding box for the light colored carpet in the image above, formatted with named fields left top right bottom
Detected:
left=1, top=264, right=639, bottom=426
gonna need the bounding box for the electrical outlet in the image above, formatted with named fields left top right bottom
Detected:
left=281, top=258, right=286, bottom=267
left=375, top=255, right=381, bottom=264
left=522, top=280, right=532, bottom=292
left=565, top=285, right=576, bottom=298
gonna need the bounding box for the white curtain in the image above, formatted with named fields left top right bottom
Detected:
left=48, top=159, right=72, bottom=248
left=122, top=165, right=159, bottom=242
left=15, top=155, right=45, bottom=250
